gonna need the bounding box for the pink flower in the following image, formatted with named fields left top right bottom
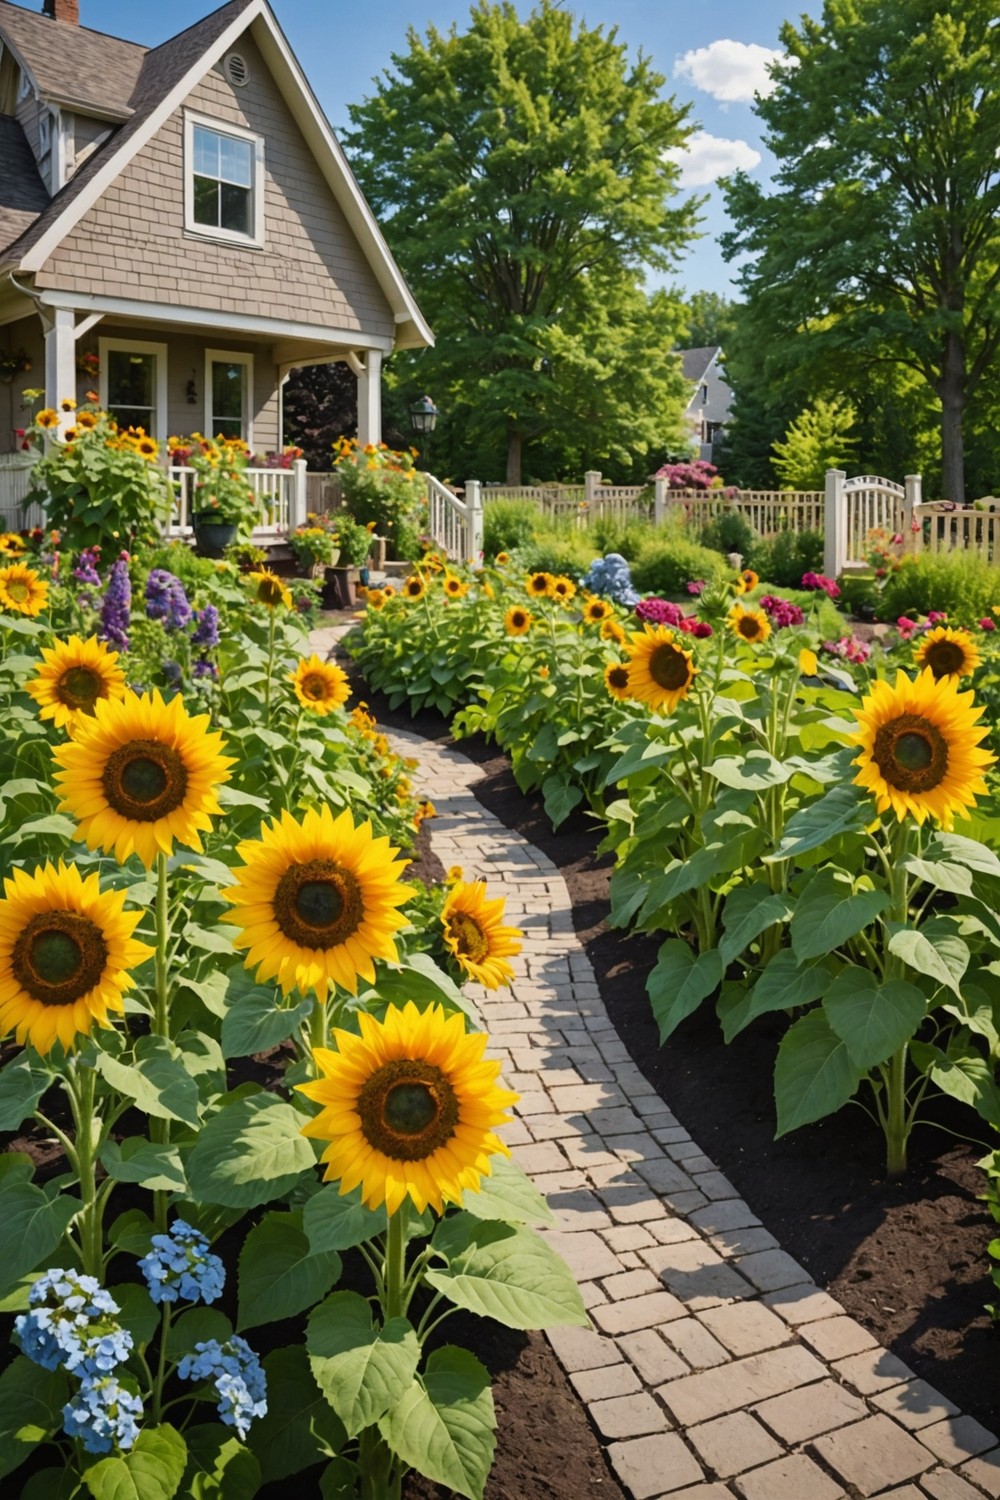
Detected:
left=686, top=580, right=706, bottom=595
left=897, top=616, right=919, bottom=640
left=979, top=617, right=996, bottom=632
left=690, top=620, right=713, bottom=638
left=927, top=611, right=948, bottom=624
left=910, top=520, right=921, bottom=533
left=891, top=533, right=903, bottom=546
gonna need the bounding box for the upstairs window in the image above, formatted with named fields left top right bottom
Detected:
left=184, top=112, right=263, bottom=246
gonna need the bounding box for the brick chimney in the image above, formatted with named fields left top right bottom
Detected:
left=42, top=0, right=80, bottom=22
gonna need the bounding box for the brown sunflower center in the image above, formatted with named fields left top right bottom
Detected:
left=301, top=673, right=328, bottom=702
left=273, top=859, right=363, bottom=949
left=648, top=644, right=691, bottom=691
left=737, top=616, right=763, bottom=641
left=6, top=578, right=29, bottom=602
left=608, top=665, right=630, bottom=691
left=871, top=712, right=948, bottom=791
left=511, top=611, right=527, bottom=628
left=924, top=641, right=966, bottom=679
left=12, top=910, right=108, bottom=1005
left=529, top=578, right=547, bottom=594
left=58, top=665, right=104, bottom=711
left=357, top=1057, right=459, bottom=1160
left=446, top=910, right=489, bottom=963
left=102, top=739, right=189, bottom=821
left=257, top=577, right=284, bottom=606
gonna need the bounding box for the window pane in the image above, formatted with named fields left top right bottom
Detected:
left=193, top=126, right=219, bottom=178
left=220, top=182, right=251, bottom=235
left=193, top=175, right=218, bottom=226
left=110, top=405, right=155, bottom=437
left=212, top=416, right=243, bottom=440
left=212, top=361, right=244, bottom=422
left=219, top=134, right=252, bottom=187
left=108, top=351, right=154, bottom=410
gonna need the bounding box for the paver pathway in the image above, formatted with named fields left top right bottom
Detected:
left=315, top=623, right=1000, bottom=1500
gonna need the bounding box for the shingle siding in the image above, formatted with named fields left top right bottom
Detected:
left=33, top=30, right=393, bottom=341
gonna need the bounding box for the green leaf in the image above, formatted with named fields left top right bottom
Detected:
left=425, top=1220, right=588, bottom=1330
left=108, top=1209, right=155, bottom=1260
left=790, top=870, right=887, bottom=962
left=719, top=952, right=831, bottom=1043
left=180, top=1425, right=261, bottom=1500
left=459, top=1155, right=554, bottom=1226
left=248, top=1345, right=346, bottom=1483
left=900, top=856, right=973, bottom=897
left=365, top=951, right=480, bottom=1025
left=319, top=1458, right=360, bottom=1498
left=237, top=1210, right=341, bottom=1331
left=719, top=886, right=793, bottom=966
left=221, top=989, right=313, bottom=1059
left=911, top=1043, right=1000, bottom=1128
left=774, top=1010, right=862, bottom=1137
left=186, top=1093, right=315, bottom=1209
left=183, top=924, right=236, bottom=957
left=0, top=1180, right=78, bottom=1297
left=165, top=1309, right=234, bottom=1364
left=307, top=1290, right=421, bottom=1438
left=100, top=1138, right=187, bottom=1195
left=0, top=1357, right=68, bottom=1480
left=95, top=1035, right=201, bottom=1127
left=646, top=940, right=723, bottom=1043
left=82, top=1423, right=188, bottom=1500
left=378, top=1346, right=495, bottom=1500
left=303, top=1185, right=387, bottom=1254
left=541, top=774, right=583, bottom=829
left=110, top=1283, right=160, bottom=1350
left=927, top=831, right=1000, bottom=878
left=823, top=967, right=927, bottom=1070
left=767, top=784, right=867, bottom=860
left=888, top=926, right=968, bottom=996
left=0, top=1052, right=51, bottom=1132
left=21, top=1469, right=82, bottom=1500
left=707, top=750, right=791, bottom=790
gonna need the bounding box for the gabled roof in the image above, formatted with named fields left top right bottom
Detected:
left=0, top=1, right=146, bottom=119
left=679, top=346, right=721, bottom=384
left=0, top=113, right=48, bottom=249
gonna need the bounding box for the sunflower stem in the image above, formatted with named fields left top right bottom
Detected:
left=309, top=995, right=328, bottom=1056
left=263, top=610, right=277, bottom=728
left=883, top=820, right=914, bottom=1176
left=152, top=852, right=171, bottom=1233
left=68, top=1060, right=103, bottom=1279
left=384, top=1201, right=408, bottom=1322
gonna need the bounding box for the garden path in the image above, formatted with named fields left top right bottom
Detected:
left=311, top=620, right=1000, bottom=1500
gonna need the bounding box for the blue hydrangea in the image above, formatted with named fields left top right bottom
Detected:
left=138, top=1219, right=225, bottom=1305
left=15, top=1269, right=132, bottom=1378
left=581, top=553, right=639, bottom=607
left=62, top=1374, right=143, bottom=1454
left=178, top=1337, right=267, bottom=1439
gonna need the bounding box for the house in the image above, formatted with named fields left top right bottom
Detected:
left=0, top=0, right=432, bottom=528
left=679, top=345, right=732, bottom=463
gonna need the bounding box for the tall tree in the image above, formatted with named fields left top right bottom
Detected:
left=721, top=0, right=1000, bottom=502
left=679, top=292, right=739, bottom=350
left=343, top=0, right=700, bottom=484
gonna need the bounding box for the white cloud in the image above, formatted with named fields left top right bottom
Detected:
left=674, top=39, right=787, bottom=103
left=664, top=130, right=761, bottom=188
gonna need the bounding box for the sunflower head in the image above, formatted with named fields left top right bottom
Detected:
left=366, top=590, right=386, bottom=611
left=297, top=1001, right=519, bottom=1215
left=601, top=617, right=627, bottom=645
left=504, top=605, right=532, bottom=637
left=727, top=604, right=771, bottom=645
left=583, top=597, right=612, bottom=624
left=0, top=862, right=153, bottom=1056
left=26, top=634, right=128, bottom=732
left=914, top=626, right=981, bottom=682
left=526, top=571, right=553, bottom=597
left=248, top=569, right=292, bottom=610
left=851, top=667, right=995, bottom=828
left=440, top=880, right=522, bottom=990
left=443, top=575, right=468, bottom=599
left=290, top=655, right=350, bottom=715
left=136, top=437, right=159, bottom=461
left=36, top=409, right=60, bottom=430
left=494, top=552, right=510, bottom=566
left=0, top=562, right=49, bottom=617
left=740, top=569, right=759, bottom=591
left=604, top=662, right=633, bottom=701
left=624, top=626, right=697, bottom=714
left=548, top=575, right=576, bottom=604
left=402, top=575, right=426, bottom=601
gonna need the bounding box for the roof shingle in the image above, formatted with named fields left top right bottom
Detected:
left=0, top=1, right=146, bottom=118
left=0, top=112, right=48, bottom=251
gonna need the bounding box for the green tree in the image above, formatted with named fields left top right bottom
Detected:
left=679, top=291, right=739, bottom=350
left=772, top=396, right=857, bottom=490
left=343, top=0, right=700, bottom=484
left=721, top=0, right=1000, bottom=503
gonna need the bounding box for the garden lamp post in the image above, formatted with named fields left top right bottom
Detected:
left=409, top=394, right=439, bottom=473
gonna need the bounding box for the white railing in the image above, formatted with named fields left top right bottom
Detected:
left=167, top=459, right=307, bottom=540
left=426, top=475, right=483, bottom=563
left=0, top=453, right=42, bottom=530
left=913, top=502, right=1000, bottom=563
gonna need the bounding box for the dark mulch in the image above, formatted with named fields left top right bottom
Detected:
left=342, top=652, right=1000, bottom=1448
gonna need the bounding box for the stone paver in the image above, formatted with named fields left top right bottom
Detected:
left=366, top=714, right=1000, bottom=1500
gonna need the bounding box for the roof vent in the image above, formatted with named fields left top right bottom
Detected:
left=223, top=52, right=250, bottom=88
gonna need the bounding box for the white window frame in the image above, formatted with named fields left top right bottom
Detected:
left=183, top=110, right=264, bottom=249
left=204, top=348, right=254, bottom=448
left=98, top=338, right=168, bottom=440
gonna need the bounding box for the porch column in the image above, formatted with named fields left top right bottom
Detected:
left=44, top=308, right=76, bottom=433
left=356, top=350, right=382, bottom=449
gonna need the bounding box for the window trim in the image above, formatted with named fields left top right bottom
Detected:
left=204, top=348, right=254, bottom=449
left=99, top=338, right=168, bottom=441
left=183, top=110, right=264, bottom=249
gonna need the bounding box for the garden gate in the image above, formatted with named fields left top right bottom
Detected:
left=823, top=470, right=922, bottom=578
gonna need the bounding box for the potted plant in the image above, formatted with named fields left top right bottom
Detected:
left=331, top=436, right=427, bottom=561
left=171, top=434, right=262, bottom=557
left=322, top=513, right=376, bottom=608
left=288, top=522, right=341, bottom=576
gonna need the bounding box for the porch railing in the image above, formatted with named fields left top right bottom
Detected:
left=427, top=476, right=483, bottom=564
left=167, top=460, right=308, bottom=539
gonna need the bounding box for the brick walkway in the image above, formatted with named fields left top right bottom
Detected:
left=314, top=624, right=1000, bottom=1500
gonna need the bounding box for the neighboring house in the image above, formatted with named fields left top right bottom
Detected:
left=679, top=345, right=732, bottom=463
left=0, top=0, right=431, bottom=489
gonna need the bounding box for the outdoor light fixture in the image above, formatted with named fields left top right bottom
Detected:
left=409, top=394, right=439, bottom=434
left=186, top=374, right=198, bottom=404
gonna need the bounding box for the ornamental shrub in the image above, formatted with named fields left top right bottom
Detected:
left=483, top=498, right=542, bottom=556
left=630, top=535, right=729, bottom=596
left=514, top=531, right=596, bottom=577
left=744, top=529, right=824, bottom=588
left=877, top=553, right=999, bottom=624
left=698, top=509, right=756, bottom=559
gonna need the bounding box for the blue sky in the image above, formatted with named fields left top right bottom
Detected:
left=81, top=0, right=818, bottom=300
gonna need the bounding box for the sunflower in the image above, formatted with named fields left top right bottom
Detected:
left=526, top=571, right=553, bottom=598
left=582, top=597, right=612, bottom=624
left=851, top=668, right=995, bottom=828
left=0, top=862, right=153, bottom=1056
left=36, top=409, right=60, bottom=429
left=76, top=411, right=98, bottom=431
left=0, top=562, right=49, bottom=617
left=223, top=805, right=415, bottom=999
left=601, top=617, right=626, bottom=645
left=440, top=880, right=522, bottom=989
left=739, top=569, right=759, bottom=591
left=914, top=626, right=982, bottom=682
left=604, top=662, right=633, bottom=701
left=136, top=436, right=159, bottom=461
left=52, top=690, right=233, bottom=868
left=443, top=574, right=468, bottom=599
left=290, top=655, right=350, bottom=715
left=366, top=590, right=386, bottom=612
left=26, top=635, right=128, bottom=732
left=625, top=626, right=697, bottom=713
left=728, top=604, right=771, bottom=645
left=548, top=575, right=576, bottom=604
left=494, top=552, right=510, bottom=566
left=0, top=532, right=26, bottom=556
left=297, top=1001, right=518, bottom=1215
left=402, top=575, right=426, bottom=601
left=248, top=569, right=292, bottom=610
left=504, top=605, right=532, bottom=637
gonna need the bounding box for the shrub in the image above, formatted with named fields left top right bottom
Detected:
left=877, top=552, right=1000, bottom=624
left=589, top=516, right=655, bottom=560
left=745, top=529, right=825, bottom=588
left=483, top=499, right=542, bottom=556
left=837, top=573, right=880, bottom=619
left=332, top=435, right=426, bottom=560
left=698, top=510, right=756, bottom=559
left=630, top=536, right=730, bottom=596
left=514, top=530, right=597, bottom=578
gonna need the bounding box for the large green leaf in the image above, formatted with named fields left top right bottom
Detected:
left=707, top=750, right=791, bottom=791
left=646, top=940, right=723, bottom=1043
left=900, top=855, right=973, bottom=897
left=379, top=1347, right=495, bottom=1500
left=186, top=1094, right=315, bottom=1209
left=823, top=967, right=926, bottom=1071
left=719, top=952, right=831, bottom=1043
left=319, top=1458, right=360, bottom=1498
left=774, top=1010, right=863, bottom=1137
left=237, top=1210, right=341, bottom=1331
left=790, top=869, right=887, bottom=962
left=110, top=1283, right=160, bottom=1350
left=719, top=886, right=793, bottom=965
left=0, top=1052, right=51, bottom=1132
left=542, top=774, right=583, bottom=829
left=249, top=1346, right=346, bottom=1483
left=0, top=1180, right=77, bottom=1297
left=425, top=1221, right=588, bottom=1330
left=100, top=1138, right=187, bottom=1195
left=307, top=1291, right=420, bottom=1438
left=768, top=784, right=867, bottom=860
left=911, top=1043, right=1000, bottom=1128
left=302, top=1185, right=387, bottom=1253
left=927, top=831, right=1000, bottom=877
left=364, top=952, right=478, bottom=1025
left=459, top=1155, right=554, bottom=1226
left=888, top=926, right=968, bottom=996
left=179, top=1424, right=260, bottom=1500
left=95, top=1035, right=201, bottom=1127
left=220, top=989, right=313, bottom=1060
left=0, top=1357, right=68, bottom=1480
left=82, top=1424, right=188, bottom=1500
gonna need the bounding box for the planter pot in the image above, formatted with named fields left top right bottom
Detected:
left=192, top=516, right=239, bottom=558
left=321, top=565, right=358, bottom=610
